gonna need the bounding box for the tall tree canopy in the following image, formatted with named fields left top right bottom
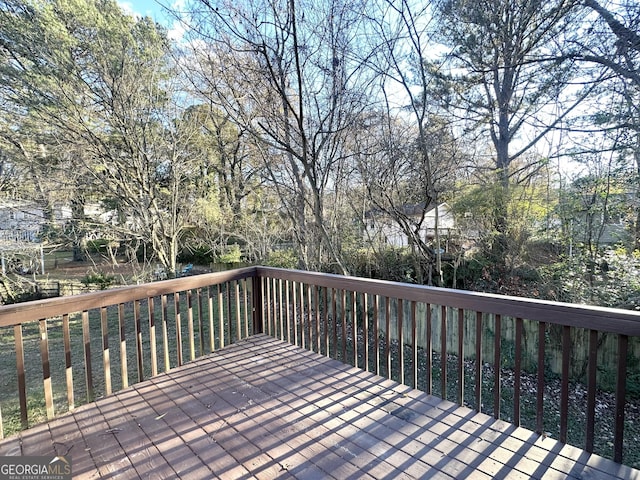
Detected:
left=0, top=0, right=639, bottom=299
left=0, top=0, right=200, bottom=274
left=434, top=0, right=583, bottom=245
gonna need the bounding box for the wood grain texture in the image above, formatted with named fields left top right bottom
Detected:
left=1, top=335, right=637, bottom=480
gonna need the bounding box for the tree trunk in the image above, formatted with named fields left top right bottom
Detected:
left=71, top=195, right=87, bottom=262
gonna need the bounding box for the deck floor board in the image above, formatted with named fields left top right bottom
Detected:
left=1, top=334, right=638, bottom=479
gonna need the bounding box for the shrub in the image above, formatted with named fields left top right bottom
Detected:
left=347, top=247, right=421, bottom=283
left=81, top=271, right=116, bottom=290
left=218, top=244, right=242, bottom=264
left=264, top=249, right=298, bottom=269
left=178, top=246, right=214, bottom=265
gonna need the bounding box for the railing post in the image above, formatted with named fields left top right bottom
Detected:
left=252, top=274, right=264, bottom=334
left=614, top=334, right=628, bottom=463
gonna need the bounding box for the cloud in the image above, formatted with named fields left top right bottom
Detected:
left=117, top=1, right=136, bottom=15
left=168, top=20, right=186, bottom=41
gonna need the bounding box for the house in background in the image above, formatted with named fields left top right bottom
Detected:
left=568, top=191, right=637, bottom=249
left=0, top=200, right=49, bottom=243
left=0, top=199, right=114, bottom=244
left=363, top=202, right=456, bottom=249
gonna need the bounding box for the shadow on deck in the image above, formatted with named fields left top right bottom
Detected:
left=0, top=334, right=638, bottom=479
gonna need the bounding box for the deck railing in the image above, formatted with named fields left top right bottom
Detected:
left=0, top=267, right=258, bottom=439
left=1, top=266, right=640, bottom=467
left=255, top=266, right=640, bottom=466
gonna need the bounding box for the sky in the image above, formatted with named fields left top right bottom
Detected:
left=118, top=0, right=166, bottom=21
left=117, top=0, right=186, bottom=39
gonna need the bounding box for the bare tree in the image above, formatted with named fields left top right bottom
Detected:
left=579, top=0, right=640, bottom=87
left=180, top=0, right=377, bottom=273
left=569, top=0, right=640, bottom=248
left=355, top=0, right=465, bottom=284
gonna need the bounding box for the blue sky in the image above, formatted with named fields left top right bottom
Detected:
left=119, top=0, right=163, bottom=17
left=118, top=0, right=173, bottom=25
left=117, top=0, right=186, bottom=39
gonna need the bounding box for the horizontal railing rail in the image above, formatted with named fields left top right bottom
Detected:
left=0, top=267, right=259, bottom=439
left=255, top=266, right=640, bottom=466
left=256, top=267, right=640, bottom=335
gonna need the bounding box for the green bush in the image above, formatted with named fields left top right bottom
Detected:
left=264, top=249, right=298, bottom=269
left=86, top=239, right=109, bottom=253
left=86, top=239, right=122, bottom=255
left=218, top=244, right=242, bottom=264
left=538, top=248, right=640, bottom=308
left=347, top=247, right=421, bottom=283
left=81, top=271, right=116, bottom=290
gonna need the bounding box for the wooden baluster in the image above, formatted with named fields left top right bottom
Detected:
left=426, top=303, right=432, bottom=395
left=175, top=292, right=183, bottom=367
left=197, top=288, right=204, bottom=354
left=187, top=290, right=195, bottom=361
left=411, top=301, right=417, bottom=389
left=315, top=287, right=321, bottom=354
left=364, top=293, right=370, bottom=374
left=331, top=288, right=337, bottom=357
left=236, top=280, right=242, bottom=341
left=285, top=280, right=291, bottom=344
left=351, top=291, right=357, bottom=366
left=134, top=300, right=144, bottom=382
left=514, top=318, right=523, bottom=426
left=441, top=306, right=447, bottom=400
left=101, top=307, right=112, bottom=395
left=342, top=289, right=347, bottom=362
left=300, top=284, right=313, bottom=350
left=614, top=334, right=628, bottom=463
left=560, top=325, right=571, bottom=443
left=39, top=319, right=54, bottom=419
left=82, top=310, right=94, bottom=401
left=586, top=329, right=598, bottom=453
left=14, top=324, right=28, bottom=428
left=373, top=294, right=379, bottom=376
left=457, top=309, right=464, bottom=406
left=278, top=279, right=284, bottom=341
left=161, top=295, right=170, bottom=371
left=398, top=299, right=404, bottom=384
left=62, top=313, right=74, bottom=410
left=385, top=297, right=391, bottom=379
left=148, top=298, right=157, bottom=377
left=292, top=281, right=298, bottom=346
left=323, top=287, right=329, bottom=356
left=226, top=282, right=232, bottom=342
left=475, top=311, right=483, bottom=412
left=536, top=322, right=546, bottom=434
left=243, top=278, right=250, bottom=338
left=300, top=283, right=306, bottom=350
left=493, top=314, right=501, bottom=419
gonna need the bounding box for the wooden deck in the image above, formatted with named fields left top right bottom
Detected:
left=0, top=334, right=638, bottom=480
